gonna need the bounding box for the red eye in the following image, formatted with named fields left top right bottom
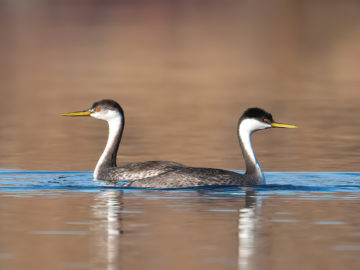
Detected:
left=95, top=107, right=100, bottom=111
left=264, top=118, right=269, bottom=123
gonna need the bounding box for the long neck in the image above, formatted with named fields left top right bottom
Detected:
left=94, top=114, right=124, bottom=179
left=238, top=119, right=265, bottom=184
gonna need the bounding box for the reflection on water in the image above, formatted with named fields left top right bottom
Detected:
left=238, top=191, right=262, bottom=270
left=90, top=189, right=265, bottom=270
left=92, top=191, right=122, bottom=270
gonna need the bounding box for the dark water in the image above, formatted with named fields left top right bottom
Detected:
left=1, top=1, right=360, bottom=269
left=0, top=171, right=359, bottom=270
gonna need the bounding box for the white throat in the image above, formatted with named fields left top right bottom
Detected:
left=238, top=119, right=268, bottom=183
left=92, top=111, right=122, bottom=179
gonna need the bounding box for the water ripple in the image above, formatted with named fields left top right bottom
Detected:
left=0, top=171, right=359, bottom=200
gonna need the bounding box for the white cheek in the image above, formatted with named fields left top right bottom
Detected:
left=91, top=110, right=120, bottom=121
left=240, top=119, right=270, bottom=134
left=90, top=112, right=101, bottom=119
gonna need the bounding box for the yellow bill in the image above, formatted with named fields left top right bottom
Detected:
left=61, top=110, right=92, bottom=117
left=270, top=123, right=298, bottom=128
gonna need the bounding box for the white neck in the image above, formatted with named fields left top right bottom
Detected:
left=93, top=113, right=122, bottom=179
left=238, top=119, right=266, bottom=184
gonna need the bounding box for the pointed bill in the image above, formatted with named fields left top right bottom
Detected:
left=61, top=110, right=92, bottom=117
left=270, top=122, right=298, bottom=128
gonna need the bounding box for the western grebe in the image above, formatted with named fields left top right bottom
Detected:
left=125, top=108, right=297, bottom=188
left=62, top=99, right=184, bottom=180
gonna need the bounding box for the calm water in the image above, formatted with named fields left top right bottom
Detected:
left=1, top=1, right=360, bottom=270
left=0, top=171, right=359, bottom=270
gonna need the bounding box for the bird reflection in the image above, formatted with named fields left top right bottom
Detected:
left=92, top=190, right=123, bottom=270
left=90, top=188, right=262, bottom=270
left=238, top=190, right=262, bottom=270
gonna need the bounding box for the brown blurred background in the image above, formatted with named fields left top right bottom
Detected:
left=0, top=0, right=360, bottom=172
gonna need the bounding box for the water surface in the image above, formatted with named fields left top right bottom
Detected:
left=0, top=171, right=359, bottom=270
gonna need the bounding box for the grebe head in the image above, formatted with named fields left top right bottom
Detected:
left=239, top=107, right=297, bottom=134
left=89, top=100, right=123, bottom=121
left=62, top=99, right=123, bottom=122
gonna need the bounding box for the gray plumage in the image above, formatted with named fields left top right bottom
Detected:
left=125, top=167, right=259, bottom=188
left=97, top=160, right=184, bottom=181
